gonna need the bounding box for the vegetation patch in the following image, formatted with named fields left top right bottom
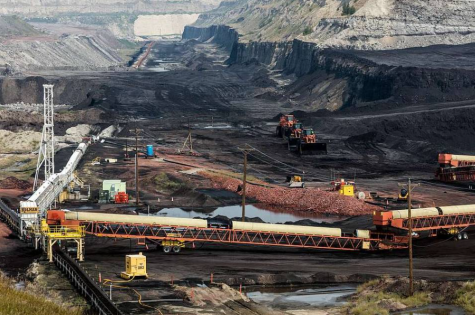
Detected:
left=349, top=290, right=430, bottom=315
left=153, top=172, right=189, bottom=192
left=0, top=274, right=81, bottom=315
left=347, top=277, right=435, bottom=315
left=455, top=281, right=475, bottom=314
left=303, top=26, right=313, bottom=35
left=342, top=3, right=357, bottom=15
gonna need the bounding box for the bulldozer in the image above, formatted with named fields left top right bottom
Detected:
left=289, top=128, right=327, bottom=155
left=397, top=188, right=409, bottom=202
left=276, top=114, right=297, bottom=138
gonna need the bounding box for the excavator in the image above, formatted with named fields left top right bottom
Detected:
left=290, top=128, right=327, bottom=155
left=276, top=114, right=297, bottom=138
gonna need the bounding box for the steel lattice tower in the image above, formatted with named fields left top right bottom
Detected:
left=33, top=85, right=55, bottom=190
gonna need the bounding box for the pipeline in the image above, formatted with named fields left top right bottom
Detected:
left=133, top=41, right=155, bottom=69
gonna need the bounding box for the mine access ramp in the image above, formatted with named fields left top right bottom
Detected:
left=48, top=211, right=408, bottom=252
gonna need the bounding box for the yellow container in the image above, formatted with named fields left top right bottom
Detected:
left=339, top=185, right=354, bottom=196
left=122, top=252, right=148, bottom=279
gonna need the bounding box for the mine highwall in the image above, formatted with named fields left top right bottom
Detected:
left=183, top=25, right=475, bottom=108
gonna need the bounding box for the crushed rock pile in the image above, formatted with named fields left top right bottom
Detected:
left=0, top=176, right=31, bottom=190
left=201, top=172, right=380, bottom=216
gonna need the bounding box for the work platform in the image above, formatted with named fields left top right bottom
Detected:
left=41, top=220, right=85, bottom=262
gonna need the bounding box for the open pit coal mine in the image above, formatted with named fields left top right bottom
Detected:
left=3, top=23, right=475, bottom=315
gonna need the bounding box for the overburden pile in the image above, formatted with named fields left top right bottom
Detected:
left=203, top=173, right=379, bottom=216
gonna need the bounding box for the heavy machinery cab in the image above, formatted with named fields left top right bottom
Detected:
left=398, top=188, right=408, bottom=201
left=277, top=114, right=297, bottom=137
left=288, top=123, right=303, bottom=139
left=301, top=128, right=316, bottom=143
left=280, top=115, right=296, bottom=127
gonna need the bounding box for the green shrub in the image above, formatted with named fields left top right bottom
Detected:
left=153, top=172, right=185, bottom=192
left=455, top=281, right=475, bottom=314
left=303, top=26, right=313, bottom=35
left=350, top=280, right=431, bottom=315
left=342, top=3, right=356, bottom=15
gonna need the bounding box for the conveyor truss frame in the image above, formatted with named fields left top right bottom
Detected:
left=80, top=220, right=409, bottom=251
left=401, top=213, right=475, bottom=231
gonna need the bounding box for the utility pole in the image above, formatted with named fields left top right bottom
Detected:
left=238, top=145, right=255, bottom=222
left=398, top=179, right=420, bottom=296
left=181, top=119, right=193, bottom=154
left=130, top=128, right=143, bottom=206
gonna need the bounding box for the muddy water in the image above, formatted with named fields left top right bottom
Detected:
left=246, top=284, right=356, bottom=309
left=151, top=204, right=346, bottom=224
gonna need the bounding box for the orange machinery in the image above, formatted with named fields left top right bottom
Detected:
left=287, top=122, right=303, bottom=150
left=294, top=128, right=327, bottom=155
left=115, top=192, right=129, bottom=204
left=276, top=114, right=297, bottom=138
left=436, top=153, right=475, bottom=182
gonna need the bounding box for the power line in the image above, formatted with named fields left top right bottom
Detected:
left=245, top=144, right=305, bottom=174
left=247, top=152, right=299, bottom=174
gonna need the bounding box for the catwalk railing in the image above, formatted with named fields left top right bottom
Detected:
left=0, top=199, right=20, bottom=232
left=53, top=247, right=123, bottom=315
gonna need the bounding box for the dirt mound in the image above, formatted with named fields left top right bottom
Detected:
left=0, top=176, right=31, bottom=190
left=201, top=172, right=380, bottom=216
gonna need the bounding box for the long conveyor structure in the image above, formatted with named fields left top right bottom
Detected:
left=46, top=210, right=408, bottom=253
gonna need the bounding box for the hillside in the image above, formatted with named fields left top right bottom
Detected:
left=0, top=15, right=41, bottom=37
left=0, top=0, right=222, bottom=16
left=193, top=0, right=475, bottom=50
left=0, top=16, right=129, bottom=72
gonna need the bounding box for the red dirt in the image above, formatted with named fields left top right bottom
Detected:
left=0, top=177, right=31, bottom=190
left=202, top=172, right=381, bottom=216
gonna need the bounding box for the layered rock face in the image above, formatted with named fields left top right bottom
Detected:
left=0, top=0, right=222, bottom=16
left=184, top=25, right=475, bottom=110
left=0, top=33, right=123, bottom=72
left=0, top=16, right=126, bottom=72
left=183, top=25, right=239, bottom=50
left=193, top=0, right=475, bottom=50
left=317, top=0, right=475, bottom=50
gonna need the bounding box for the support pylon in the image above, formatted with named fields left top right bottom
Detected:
left=34, top=85, right=55, bottom=190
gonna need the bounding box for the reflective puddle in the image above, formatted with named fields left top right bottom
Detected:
left=150, top=204, right=346, bottom=224
left=246, top=284, right=356, bottom=309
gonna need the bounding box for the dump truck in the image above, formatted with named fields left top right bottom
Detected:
left=276, top=114, right=297, bottom=138
left=289, top=128, right=327, bottom=155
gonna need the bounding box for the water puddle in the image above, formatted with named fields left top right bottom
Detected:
left=148, top=204, right=345, bottom=224
left=394, top=305, right=466, bottom=315
left=246, top=284, right=356, bottom=309
left=147, top=59, right=180, bottom=72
